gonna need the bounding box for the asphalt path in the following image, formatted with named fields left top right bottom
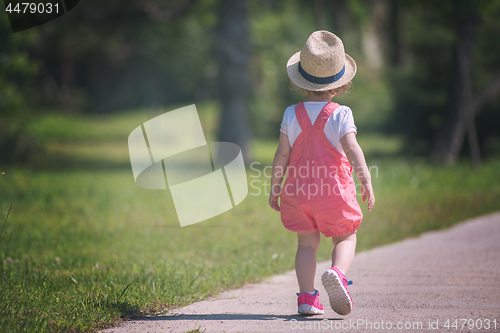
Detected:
left=101, top=212, right=500, bottom=333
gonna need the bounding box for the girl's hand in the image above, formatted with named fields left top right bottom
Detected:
left=269, top=184, right=282, bottom=212
left=361, top=181, right=375, bottom=211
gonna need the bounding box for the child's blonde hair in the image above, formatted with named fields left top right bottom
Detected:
left=291, top=80, right=353, bottom=97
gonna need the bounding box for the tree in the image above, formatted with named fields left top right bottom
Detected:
left=0, top=13, right=41, bottom=165
left=431, top=1, right=500, bottom=166
left=385, top=0, right=500, bottom=163
left=215, top=0, right=251, bottom=162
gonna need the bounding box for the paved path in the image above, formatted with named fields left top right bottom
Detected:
left=102, top=212, right=500, bottom=332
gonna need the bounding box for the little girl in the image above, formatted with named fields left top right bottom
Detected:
left=269, top=30, right=375, bottom=316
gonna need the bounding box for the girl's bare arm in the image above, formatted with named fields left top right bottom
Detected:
left=340, top=132, right=375, bottom=211
left=269, top=132, right=292, bottom=212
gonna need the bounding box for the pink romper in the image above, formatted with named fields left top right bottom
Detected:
left=280, top=102, right=363, bottom=237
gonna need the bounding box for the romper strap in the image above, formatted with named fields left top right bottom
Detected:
left=294, top=102, right=312, bottom=131
left=313, top=102, right=341, bottom=130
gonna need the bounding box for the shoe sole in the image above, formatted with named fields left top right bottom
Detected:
left=298, top=304, right=324, bottom=316
left=321, top=269, right=352, bottom=315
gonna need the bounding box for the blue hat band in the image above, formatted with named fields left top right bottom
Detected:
left=298, top=62, right=345, bottom=85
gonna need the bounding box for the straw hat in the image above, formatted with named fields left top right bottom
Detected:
left=287, top=30, right=356, bottom=91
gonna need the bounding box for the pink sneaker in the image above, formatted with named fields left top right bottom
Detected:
left=321, top=267, right=353, bottom=315
left=297, top=290, right=324, bottom=315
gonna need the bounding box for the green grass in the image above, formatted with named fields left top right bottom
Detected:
left=1, top=107, right=500, bottom=332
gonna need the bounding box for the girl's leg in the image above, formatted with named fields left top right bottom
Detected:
left=330, top=233, right=356, bottom=275
left=295, top=230, right=321, bottom=292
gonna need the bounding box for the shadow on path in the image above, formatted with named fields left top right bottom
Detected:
left=134, top=313, right=343, bottom=322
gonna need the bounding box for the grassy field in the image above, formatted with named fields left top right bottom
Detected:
left=1, top=105, right=500, bottom=332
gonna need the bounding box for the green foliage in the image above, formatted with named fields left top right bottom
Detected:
left=0, top=11, right=43, bottom=165
left=0, top=12, right=39, bottom=113
left=248, top=0, right=314, bottom=138
left=140, top=0, right=219, bottom=103
left=385, top=0, right=500, bottom=156
left=1, top=0, right=500, bottom=160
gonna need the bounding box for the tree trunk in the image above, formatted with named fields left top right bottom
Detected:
left=215, top=0, right=251, bottom=163
left=361, top=1, right=385, bottom=69
left=388, top=0, right=403, bottom=67
left=314, top=0, right=326, bottom=30
left=431, top=13, right=478, bottom=165
left=457, top=21, right=481, bottom=169
left=330, top=0, right=349, bottom=36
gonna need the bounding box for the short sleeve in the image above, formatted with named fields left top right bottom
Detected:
left=280, top=105, right=295, bottom=136
left=338, top=106, right=357, bottom=139
left=280, top=116, right=288, bottom=135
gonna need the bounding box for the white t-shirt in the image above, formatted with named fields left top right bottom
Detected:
left=280, top=102, right=357, bottom=156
